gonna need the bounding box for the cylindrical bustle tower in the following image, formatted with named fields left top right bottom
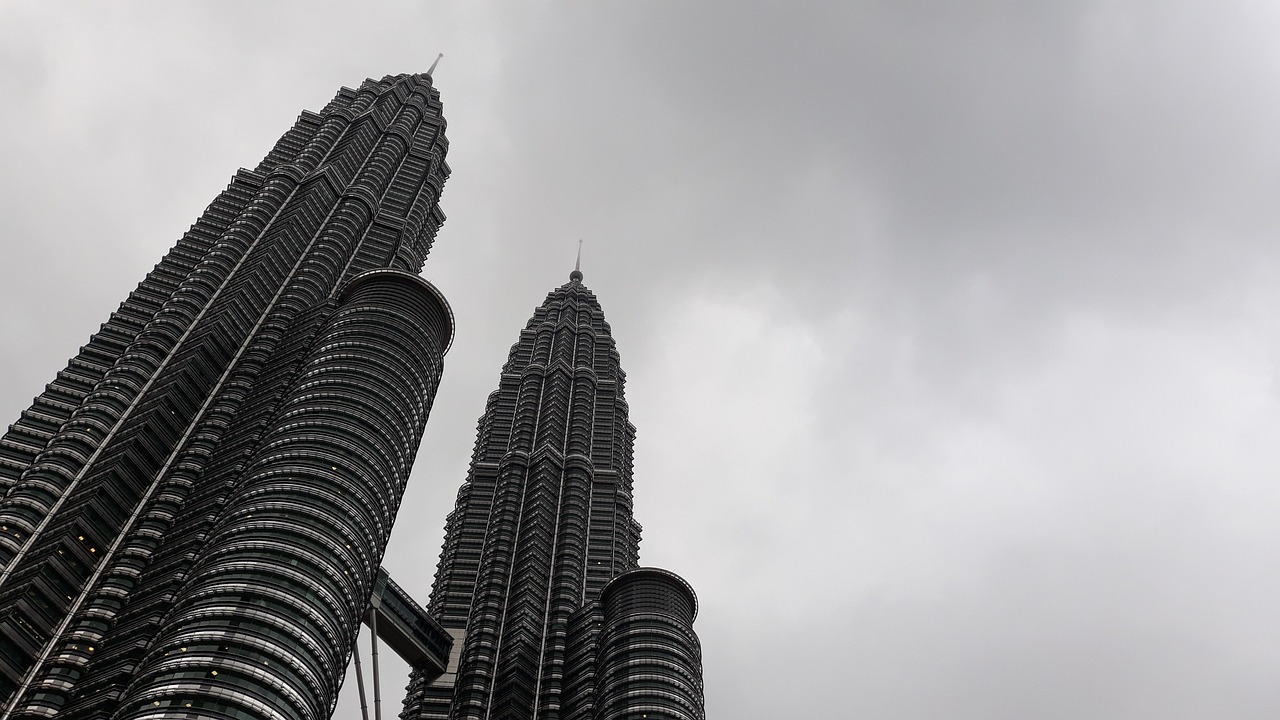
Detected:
left=595, top=568, right=704, bottom=720
left=113, top=270, right=452, bottom=720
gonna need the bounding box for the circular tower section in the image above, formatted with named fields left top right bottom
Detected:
left=596, top=567, right=705, bottom=720
left=115, top=269, right=452, bottom=720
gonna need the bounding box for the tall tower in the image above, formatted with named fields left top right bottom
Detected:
left=402, top=266, right=704, bottom=720
left=0, top=72, right=453, bottom=720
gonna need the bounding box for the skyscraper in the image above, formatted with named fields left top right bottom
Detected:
left=0, top=72, right=453, bottom=720
left=402, top=266, right=705, bottom=720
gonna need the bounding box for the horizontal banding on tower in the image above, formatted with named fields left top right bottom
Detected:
left=338, top=269, right=454, bottom=355
left=596, top=567, right=704, bottom=720
left=600, top=566, right=698, bottom=623
left=112, top=268, right=452, bottom=720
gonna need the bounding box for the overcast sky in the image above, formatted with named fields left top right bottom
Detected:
left=4, top=2, right=1280, bottom=717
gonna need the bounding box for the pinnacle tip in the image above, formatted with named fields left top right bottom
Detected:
left=570, top=240, right=583, bottom=282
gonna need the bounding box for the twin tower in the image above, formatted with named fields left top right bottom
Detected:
left=0, top=73, right=704, bottom=719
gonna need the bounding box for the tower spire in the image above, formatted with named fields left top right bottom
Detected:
left=570, top=239, right=583, bottom=282
left=426, top=53, right=443, bottom=78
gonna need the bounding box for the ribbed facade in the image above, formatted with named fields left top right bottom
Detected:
left=0, top=72, right=453, bottom=720
left=560, top=569, right=704, bottom=720
left=592, top=569, right=703, bottom=720
left=402, top=272, right=704, bottom=720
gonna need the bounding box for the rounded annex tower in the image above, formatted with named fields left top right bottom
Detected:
left=112, top=270, right=452, bottom=720
left=596, top=568, right=704, bottom=720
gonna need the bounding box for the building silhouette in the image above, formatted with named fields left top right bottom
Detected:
left=402, top=266, right=705, bottom=720
left=0, top=72, right=455, bottom=720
